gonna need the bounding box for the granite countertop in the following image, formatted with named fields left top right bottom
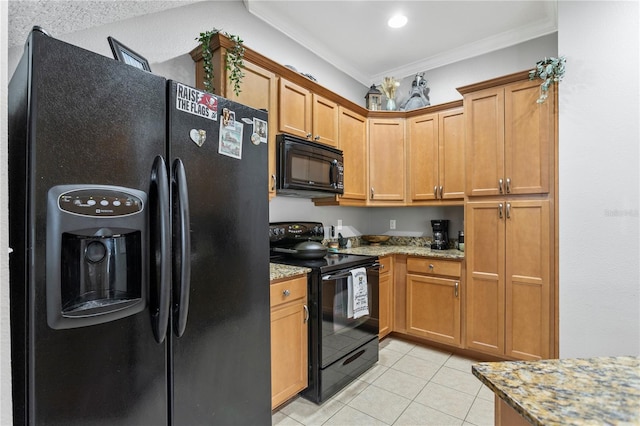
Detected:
left=269, top=245, right=464, bottom=281
left=472, top=356, right=640, bottom=425
left=269, top=263, right=311, bottom=281
left=337, top=245, right=464, bottom=260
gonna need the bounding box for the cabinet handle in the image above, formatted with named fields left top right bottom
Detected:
left=380, top=264, right=385, bottom=269
left=283, top=289, right=290, bottom=297
left=499, top=203, right=504, bottom=218
left=428, top=263, right=434, bottom=271
left=314, top=135, right=320, bottom=141
left=499, top=178, right=504, bottom=194
left=506, top=178, right=511, bottom=194
left=434, top=186, right=438, bottom=198
left=306, top=133, right=312, bottom=139
left=439, top=186, right=443, bottom=199
left=506, top=202, right=511, bottom=219
left=370, top=187, right=375, bottom=199
left=271, top=174, right=276, bottom=191
left=303, top=305, right=309, bottom=323
left=455, top=282, right=459, bottom=298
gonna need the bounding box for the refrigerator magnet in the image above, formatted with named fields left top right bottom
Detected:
left=254, top=118, right=268, bottom=143
left=175, top=83, right=218, bottom=121
left=219, top=121, right=243, bottom=160
left=189, top=129, right=207, bottom=147
left=251, top=133, right=260, bottom=145
left=222, top=108, right=235, bottom=129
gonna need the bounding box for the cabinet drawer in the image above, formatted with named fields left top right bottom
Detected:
left=407, top=257, right=461, bottom=278
left=270, top=275, right=307, bottom=307
left=379, top=256, right=392, bottom=275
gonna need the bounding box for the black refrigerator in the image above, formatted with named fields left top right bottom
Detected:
left=8, top=28, right=271, bottom=425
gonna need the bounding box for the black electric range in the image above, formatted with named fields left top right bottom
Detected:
left=269, top=222, right=380, bottom=404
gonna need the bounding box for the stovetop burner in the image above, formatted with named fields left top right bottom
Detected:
left=269, top=221, right=377, bottom=273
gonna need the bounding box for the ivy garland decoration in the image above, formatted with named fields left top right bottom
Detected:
left=529, top=56, right=566, bottom=103
left=196, top=29, right=245, bottom=96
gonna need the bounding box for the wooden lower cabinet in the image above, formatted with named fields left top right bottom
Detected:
left=465, top=199, right=552, bottom=360
left=270, top=275, right=308, bottom=409
left=378, top=256, right=393, bottom=339
left=406, top=257, right=463, bottom=347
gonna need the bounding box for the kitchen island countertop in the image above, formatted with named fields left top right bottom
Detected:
left=472, top=356, right=640, bottom=425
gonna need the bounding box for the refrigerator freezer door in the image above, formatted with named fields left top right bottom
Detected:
left=9, top=31, right=168, bottom=425
left=168, top=81, right=272, bottom=424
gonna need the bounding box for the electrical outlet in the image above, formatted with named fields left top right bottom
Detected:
left=390, top=219, right=396, bottom=230
left=337, top=219, right=343, bottom=230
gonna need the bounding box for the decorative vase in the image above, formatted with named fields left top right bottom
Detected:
left=386, top=98, right=397, bottom=111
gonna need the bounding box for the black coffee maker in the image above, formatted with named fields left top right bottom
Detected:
left=431, top=220, right=449, bottom=250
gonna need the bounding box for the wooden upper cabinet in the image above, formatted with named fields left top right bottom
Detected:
left=463, top=77, right=553, bottom=197
left=278, top=78, right=312, bottom=139
left=407, top=113, right=438, bottom=201
left=439, top=108, right=465, bottom=199
left=407, top=104, right=464, bottom=204
left=337, top=106, right=367, bottom=202
left=504, top=80, right=552, bottom=195
left=312, top=94, right=339, bottom=147
left=225, top=61, right=278, bottom=198
left=368, top=118, right=405, bottom=203
left=278, top=78, right=339, bottom=147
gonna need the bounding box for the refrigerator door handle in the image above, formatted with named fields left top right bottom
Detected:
left=150, top=156, right=171, bottom=343
left=172, top=158, right=191, bottom=337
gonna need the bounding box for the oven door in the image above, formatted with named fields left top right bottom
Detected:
left=320, top=265, right=379, bottom=368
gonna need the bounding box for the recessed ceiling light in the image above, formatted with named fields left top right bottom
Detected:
left=388, top=14, right=408, bottom=28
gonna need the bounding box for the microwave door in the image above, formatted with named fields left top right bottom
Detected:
left=289, top=151, right=333, bottom=188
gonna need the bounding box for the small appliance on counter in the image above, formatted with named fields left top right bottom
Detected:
left=431, top=219, right=450, bottom=250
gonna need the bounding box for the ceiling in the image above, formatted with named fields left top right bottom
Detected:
left=7, top=0, right=558, bottom=86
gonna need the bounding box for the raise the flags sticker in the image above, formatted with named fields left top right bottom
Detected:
left=175, top=83, right=218, bottom=121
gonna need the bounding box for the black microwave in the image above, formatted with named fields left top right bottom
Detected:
left=276, top=134, right=344, bottom=198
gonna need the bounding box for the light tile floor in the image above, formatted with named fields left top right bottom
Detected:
left=272, top=337, right=494, bottom=426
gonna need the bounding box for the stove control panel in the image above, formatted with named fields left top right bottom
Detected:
left=269, top=222, right=324, bottom=243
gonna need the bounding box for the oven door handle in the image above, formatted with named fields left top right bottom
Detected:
left=321, top=263, right=381, bottom=280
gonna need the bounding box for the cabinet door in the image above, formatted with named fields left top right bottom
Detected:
left=338, top=107, right=367, bottom=201
left=505, top=200, right=551, bottom=360
left=407, top=113, right=438, bottom=201
left=225, top=61, right=278, bottom=197
left=464, top=87, right=505, bottom=196
left=465, top=201, right=505, bottom=355
left=504, top=80, right=552, bottom=195
left=439, top=108, right=465, bottom=199
left=378, top=256, right=393, bottom=339
left=271, top=302, right=308, bottom=409
left=312, top=94, right=339, bottom=147
left=270, top=276, right=308, bottom=409
left=406, top=274, right=461, bottom=346
left=278, top=78, right=311, bottom=139
left=368, top=118, right=405, bottom=202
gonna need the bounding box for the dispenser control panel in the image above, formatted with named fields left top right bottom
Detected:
left=58, top=189, right=143, bottom=217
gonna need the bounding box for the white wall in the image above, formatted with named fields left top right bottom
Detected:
left=7, top=1, right=367, bottom=106
left=558, top=1, right=640, bottom=357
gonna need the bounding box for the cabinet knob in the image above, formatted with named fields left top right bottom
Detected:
left=428, top=263, right=434, bottom=270
left=306, top=133, right=312, bottom=139
left=283, top=289, right=290, bottom=297
left=314, top=135, right=320, bottom=141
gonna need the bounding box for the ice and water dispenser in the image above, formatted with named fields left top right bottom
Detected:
left=47, top=185, right=147, bottom=329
